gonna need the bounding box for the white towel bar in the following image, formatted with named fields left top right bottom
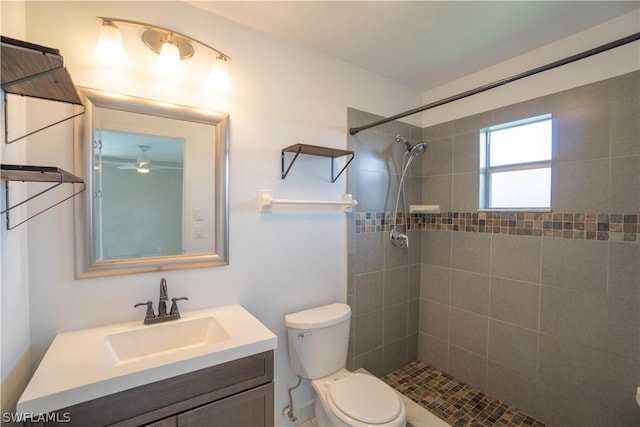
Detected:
left=258, top=190, right=357, bottom=213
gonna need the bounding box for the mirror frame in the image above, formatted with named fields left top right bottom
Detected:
left=74, top=87, right=229, bottom=278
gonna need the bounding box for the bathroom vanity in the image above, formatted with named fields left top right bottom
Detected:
left=17, top=305, right=277, bottom=426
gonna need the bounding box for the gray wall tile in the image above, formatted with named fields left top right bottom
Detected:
left=555, top=103, right=610, bottom=162
left=611, top=96, right=640, bottom=157
left=491, top=234, right=541, bottom=283
left=421, top=230, right=451, bottom=267
left=488, top=320, right=538, bottom=377
left=423, top=121, right=453, bottom=141
left=353, top=169, right=392, bottom=211
left=552, top=158, right=610, bottom=212
left=420, top=299, right=449, bottom=341
left=382, top=337, right=408, bottom=376
left=605, top=352, right=640, bottom=426
left=541, top=238, right=607, bottom=292
left=384, top=302, right=408, bottom=344
left=354, top=309, right=384, bottom=354
left=449, top=307, right=488, bottom=356
left=492, top=97, right=546, bottom=126
left=448, top=345, right=487, bottom=390
left=452, top=172, right=479, bottom=211
left=608, top=242, right=640, bottom=300
left=535, top=379, right=608, bottom=427
left=354, top=347, right=383, bottom=377
left=606, top=295, right=640, bottom=360
left=610, top=156, right=640, bottom=213
left=354, top=271, right=383, bottom=315
left=453, top=111, right=492, bottom=135
left=538, top=333, right=606, bottom=404
left=420, top=264, right=451, bottom=304
left=540, top=286, right=606, bottom=349
left=418, top=333, right=448, bottom=372
left=452, top=132, right=480, bottom=173
left=422, top=136, right=452, bottom=176
left=487, top=361, right=536, bottom=416
left=421, top=174, right=452, bottom=212
left=489, top=277, right=540, bottom=330
left=383, top=267, right=408, bottom=307
left=451, top=232, right=491, bottom=274
left=355, top=232, right=384, bottom=274
left=450, top=270, right=490, bottom=315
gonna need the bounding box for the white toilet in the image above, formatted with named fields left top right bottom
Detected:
left=285, top=303, right=406, bottom=427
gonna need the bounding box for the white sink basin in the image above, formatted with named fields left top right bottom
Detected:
left=18, top=305, right=277, bottom=416
left=103, top=316, right=231, bottom=366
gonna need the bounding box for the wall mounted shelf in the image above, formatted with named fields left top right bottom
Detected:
left=281, top=143, right=354, bottom=183
left=1, top=35, right=84, bottom=144
left=1, top=164, right=85, bottom=230
left=0, top=36, right=86, bottom=230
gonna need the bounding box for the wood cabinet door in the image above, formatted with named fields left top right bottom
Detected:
left=177, top=383, right=274, bottom=427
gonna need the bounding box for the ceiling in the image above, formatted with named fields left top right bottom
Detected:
left=189, top=1, right=639, bottom=92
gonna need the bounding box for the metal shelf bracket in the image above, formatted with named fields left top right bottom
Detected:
left=1, top=165, right=86, bottom=230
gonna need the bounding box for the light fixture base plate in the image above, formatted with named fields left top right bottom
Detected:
left=141, top=29, right=194, bottom=59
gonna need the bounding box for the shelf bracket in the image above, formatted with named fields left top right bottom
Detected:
left=330, top=152, right=354, bottom=183
left=3, top=91, right=86, bottom=145
left=1, top=166, right=86, bottom=230
left=281, top=145, right=303, bottom=180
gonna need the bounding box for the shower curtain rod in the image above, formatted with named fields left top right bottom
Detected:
left=349, top=32, right=640, bottom=136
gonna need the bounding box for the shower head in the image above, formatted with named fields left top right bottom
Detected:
left=395, top=135, right=428, bottom=158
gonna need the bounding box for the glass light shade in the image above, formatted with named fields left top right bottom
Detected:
left=157, top=41, right=182, bottom=77
left=137, top=167, right=150, bottom=174
left=208, top=57, right=231, bottom=92
left=94, top=22, right=129, bottom=66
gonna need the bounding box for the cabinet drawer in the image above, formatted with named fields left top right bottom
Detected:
left=177, top=383, right=274, bottom=427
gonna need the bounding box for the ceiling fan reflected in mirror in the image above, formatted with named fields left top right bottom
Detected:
left=116, top=145, right=181, bottom=174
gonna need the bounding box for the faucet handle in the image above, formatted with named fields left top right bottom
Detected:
left=169, top=297, right=188, bottom=316
left=134, top=301, right=155, bottom=321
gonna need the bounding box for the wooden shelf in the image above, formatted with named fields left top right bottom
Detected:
left=281, top=143, right=354, bottom=182
left=1, top=164, right=85, bottom=230
left=1, top=164, right=83, bottom=184
left=1, top=36, right=82, bottom=105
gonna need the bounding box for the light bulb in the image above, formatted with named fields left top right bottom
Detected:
left=157, top=38, right=182, bottom=78
left=94, top=21, right=129, bottom=66
left=208, top=56, right=231, bottom=92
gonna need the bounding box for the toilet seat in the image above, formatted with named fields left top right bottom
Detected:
left=326, top=373, right=401, bottom=425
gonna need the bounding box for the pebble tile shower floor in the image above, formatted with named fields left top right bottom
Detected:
left=382, top=361, right=548, bottom=427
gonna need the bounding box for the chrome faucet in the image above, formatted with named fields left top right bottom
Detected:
left=134, top=278, right=188, bottom=325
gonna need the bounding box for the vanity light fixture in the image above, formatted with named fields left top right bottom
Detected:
left=94, top=20, right=129, bottom=66
left=94, top=17, right=232, bottom=89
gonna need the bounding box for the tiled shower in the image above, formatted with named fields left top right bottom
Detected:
left=346, top=71, right=639, bottom=427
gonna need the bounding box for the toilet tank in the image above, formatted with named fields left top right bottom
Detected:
left=285, top=303, right=351, bottom=379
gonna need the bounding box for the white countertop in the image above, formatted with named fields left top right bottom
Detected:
left=17, top=304, right=277, bottom=415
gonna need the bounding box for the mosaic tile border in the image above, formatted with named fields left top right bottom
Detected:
left=382, top=361, right=547, bottom=427
left=355, top=211, right=640, bottom=243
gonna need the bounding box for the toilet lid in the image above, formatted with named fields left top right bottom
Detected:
left=328, top=373, right=401, bottom=424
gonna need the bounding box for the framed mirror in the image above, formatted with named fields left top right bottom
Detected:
left=74, top=87, right=229, bottom=278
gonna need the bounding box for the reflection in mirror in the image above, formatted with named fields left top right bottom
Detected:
left=74, top=87, right=228, bottom=278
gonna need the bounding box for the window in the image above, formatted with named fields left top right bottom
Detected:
left=480, top=114, right=552, bottom=209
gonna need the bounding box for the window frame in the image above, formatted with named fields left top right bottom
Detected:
left=479, top=114, right=552, bottom=210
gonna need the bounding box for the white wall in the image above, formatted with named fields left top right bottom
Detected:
left=420, top=10, right=640, bottom=126
left=11, top=1, right=420, bottom=425
left=0, top=2, right=33, bottom=423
